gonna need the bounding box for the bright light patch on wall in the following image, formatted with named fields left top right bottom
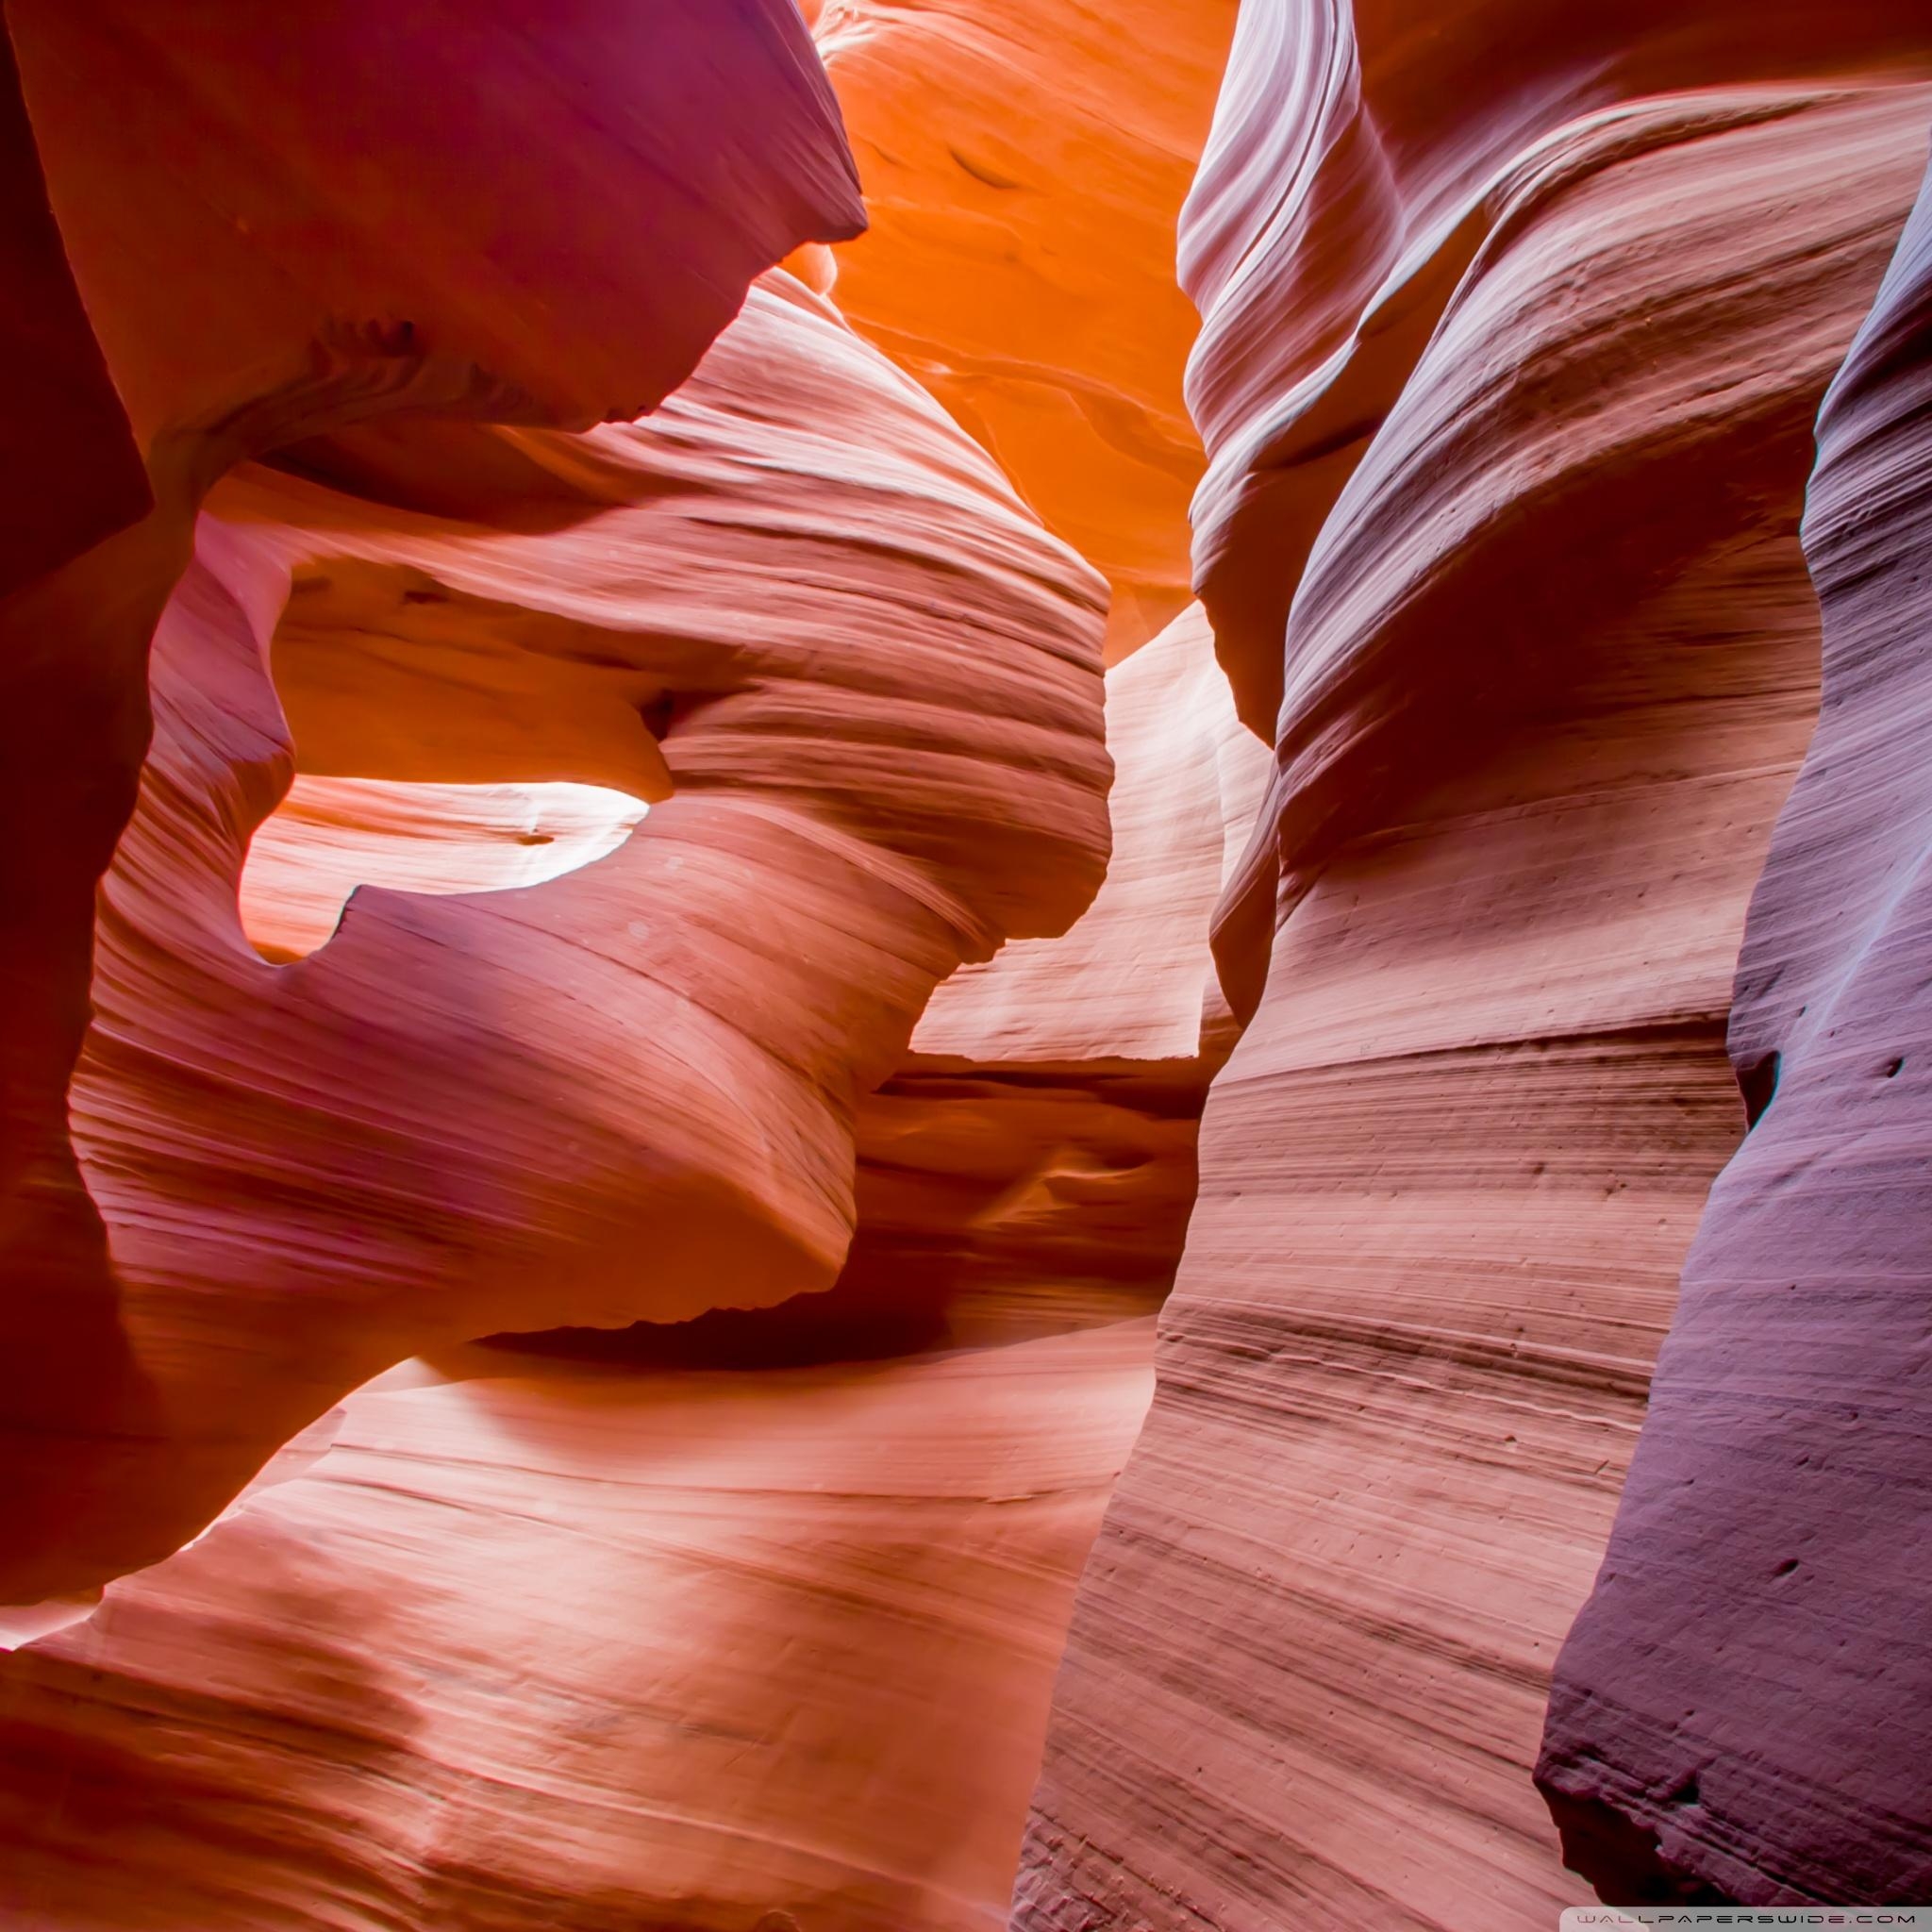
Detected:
left=240, top=777, right=651, bottom=961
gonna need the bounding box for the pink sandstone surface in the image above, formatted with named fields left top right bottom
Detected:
left=19, top=271, right=1110, bottom=1598
left=0, top=0, right=870, bottom=1601
left=0, top=606, right=1257, bottom=1932
left=1540, top=146, right=1932, bottom=1908
left=5, top=0, right=1932, bottom=1924
left=1013, top=4, right=1932, bottom=1926
left=0, top=8, right=1262, bottom=1919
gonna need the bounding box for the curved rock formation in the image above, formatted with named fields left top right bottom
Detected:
left=1540, top=147, right=1932, bottom=1908
left=913, top=605, right=1266, bottom=1071
left=1015, top=4, right=1932, bottom=1923
left=9, top=0, right=861, bottom=448
left=0, top=1335, right=1156, bottom=1932
left=812, top=0, right=1239, bottom=658
left=1182, top=0, right=1932, bottom=735
left=0, top=610, right=1258, bottom=1932
left=0, top=0, right=869, bottom=1599
left=1, top=10, right=1288, bottom=1920
left=8, top=272, right=1109, bottom=1601
left=23, top=1, right=1932, bottom=1922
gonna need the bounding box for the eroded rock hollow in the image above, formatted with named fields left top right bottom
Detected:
left=3, top=1, right=1932, bottom=1927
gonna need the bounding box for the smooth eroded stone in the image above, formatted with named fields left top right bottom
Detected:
left=1015, top=4, right=1932, bottom=1920
left=1540, top=142, right=1932, bottom=1909
left=2, top=275, right=1109, bottom=1600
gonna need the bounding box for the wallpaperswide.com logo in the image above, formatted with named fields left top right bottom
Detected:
left=1561, top=1912, right=1932, bottom=1927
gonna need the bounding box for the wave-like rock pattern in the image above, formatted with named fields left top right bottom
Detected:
left=1181, top=0, right=1932, bottom=733
left=0, top=0, right=870, bottom=1600
left=1540, top=147, right=1932, bottom=1908
left=0, top=1333, right=1156, bottom=1932
left=7, top=275, right=1108, bottom=1601
left=1015, top=2, right=1932, bottom=1920
left=913, top=605, right=1267, bottom=1070
left=811, top=0, right=1238, bottom=658
left=0, top=610, right=1259, bottom=1932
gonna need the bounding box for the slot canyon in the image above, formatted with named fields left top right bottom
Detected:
left=1, top=3, right=1930, bottom=1928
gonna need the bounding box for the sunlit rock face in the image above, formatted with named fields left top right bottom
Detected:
left=1014, top=0, right=1932, bottom=1923
left=0, top=4, right=1267, bottom=1921
left=4, top=272, right=1108, bottom=1604
left=0, top=0, right=868, bottom=1599
left=912, top=605, right=1266, bottom=1072
left=812, top=0, right=1240, bottom=659
left=238, top=778, right=652, bottom=962
left=0, top=611, right=1259, bottom=1932
left=1540, top=151, right=1932, bottom=1908
left=1181, top=0, right=1932, bottom=736
left=0, top=1341, right=1156, bottom=1932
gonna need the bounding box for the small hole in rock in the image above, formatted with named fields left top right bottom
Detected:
left=241, top=777, right=649, bottom=961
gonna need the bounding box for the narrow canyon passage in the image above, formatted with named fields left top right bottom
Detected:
left=3, top=5, right=1932, bottom=1930
left=1, top=5, right=1253, bottom=1926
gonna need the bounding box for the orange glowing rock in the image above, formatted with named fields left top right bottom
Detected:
left=5, top=275, right=1108, bottom=1601
left=813, top=0, right=1241, bottom=659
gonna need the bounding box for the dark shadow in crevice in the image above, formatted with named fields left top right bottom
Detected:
left=1739, top=1048, right=1781, bottom=1129
left=1541, top=1785, right=1738, bottom=1907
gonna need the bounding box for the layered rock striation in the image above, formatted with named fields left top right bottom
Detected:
left=1015, top=3, right=1932, bottom=1924
left=1180, top=0, right=1932, bottom=736
left=0, top=609, right=1260, bottom=1932
left=1541, top=147, right=1932, bottom=1908
left=0, top=7, right=1268, bottom=1922
left=0, top=0, right=871, bottom=1600
left=16, top=1, right=1932, bottom=1924
left=0, top=1337, right=1156, bottom=1932
left=9, top=271, right=1109, bottom=1600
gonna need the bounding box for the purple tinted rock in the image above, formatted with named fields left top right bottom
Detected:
left=1540, top=138, right=1932, bottom=1907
